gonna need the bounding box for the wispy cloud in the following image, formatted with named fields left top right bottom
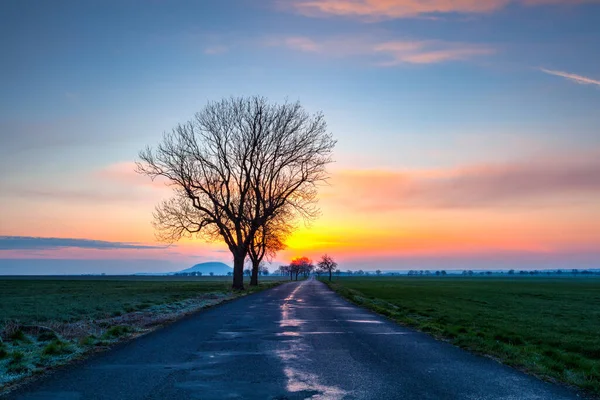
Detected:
left=540, top=68, right=600, bottom=87
left=269, top=36, right=494, bottom=64
left=287, top=0, right=599, bottom=20
left=0, top=236, right=166, bottom=251
left=374, top=41, right=494, bottom=65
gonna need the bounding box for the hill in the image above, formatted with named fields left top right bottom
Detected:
left=177, top=262, right=232, bottom=276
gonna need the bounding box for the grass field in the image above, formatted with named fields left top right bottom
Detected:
left=0, top=275, right=286, bottom=324
left=0, top=276, right=284, bottom=390
left=325, top=276, right=600, bottom=395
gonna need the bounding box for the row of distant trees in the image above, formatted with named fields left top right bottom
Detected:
left=176, top=268, right=598, bottom=278
left=273, top=254, right=338, bottom=281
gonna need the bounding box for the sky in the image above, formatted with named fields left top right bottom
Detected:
left=1, top=0, right=600, bottom=274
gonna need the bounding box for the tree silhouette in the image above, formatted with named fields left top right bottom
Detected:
left=317, top=254, right=338, bottom=281
left=289, top=257, right=314, bottom=280
left=136, top=96, right=335, bottom=290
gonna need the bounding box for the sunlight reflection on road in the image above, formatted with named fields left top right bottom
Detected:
left=276, top=279, right=349, bottom=400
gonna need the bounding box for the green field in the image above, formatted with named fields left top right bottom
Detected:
left=0, top=277, right=232, bottom=324
left=0, top=275, right=285, bottom=324
left=325, top=276, right=600, bottom=395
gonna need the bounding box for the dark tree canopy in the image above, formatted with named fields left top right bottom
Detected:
left=136, top=96, right=336, bottom=289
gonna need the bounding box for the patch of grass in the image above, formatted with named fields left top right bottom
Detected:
left=102, top=325, right=132, bottom=339
left=7, top=351, right=28, bottom=374
left=79, top=335, right=96, bottom=346
left=42, top=339, right=72, bottom=356
left=37, top=330, right=59, bottom=342
left=325, top=276, right=600, bottom=395
left=7, top=329, right=30, bottom=343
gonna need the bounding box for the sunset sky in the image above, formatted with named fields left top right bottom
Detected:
left=1, top=0, right=599, bottom=274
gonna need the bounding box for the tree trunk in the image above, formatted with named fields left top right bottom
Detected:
left=250, top=261, right=259, bottom=286
left=329, top=270, right=332, bottom=281
left=232, top=251, right=245, bottom=290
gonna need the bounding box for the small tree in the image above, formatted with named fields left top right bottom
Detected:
left=375, top=269, right=382, bottom=276
left=289, top=257, right=313, bottom=281
left=317, top=254, right=338, bottom=281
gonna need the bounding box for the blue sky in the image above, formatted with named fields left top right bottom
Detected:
left=1, top=0, right=599, bottom=274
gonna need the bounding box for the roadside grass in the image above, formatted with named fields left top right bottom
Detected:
left=324, top=276, right=600, bottom=396
left=0, top=276, right=284, bottom=391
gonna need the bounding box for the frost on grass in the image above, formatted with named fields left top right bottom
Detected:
left=0, top=292, right=233, bottom=391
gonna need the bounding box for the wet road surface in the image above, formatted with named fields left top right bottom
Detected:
left=4, top=278, right=582, bottom=399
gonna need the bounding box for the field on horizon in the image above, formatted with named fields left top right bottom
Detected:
left=325, top=276, right=600, bottom=395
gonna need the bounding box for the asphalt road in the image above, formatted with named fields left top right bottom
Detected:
left=4, top=278, right=582, bottom=400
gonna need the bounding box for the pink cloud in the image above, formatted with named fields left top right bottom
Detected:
left=288, top=0, right=600, bottom=19
left=374, top=41, right=494, bottom=64
left=326, top=155, right=600, bottom=210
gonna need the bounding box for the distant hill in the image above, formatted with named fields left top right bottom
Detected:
left=177, top=262, right=233, bottom=276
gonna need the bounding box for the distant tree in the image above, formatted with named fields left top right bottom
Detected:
left=357, top=269, right=365, bottom=276
left=227, top=271, right=232, bottom=276
left=435, top=271, right=440, bottom=276
left=375, top=269, right=382, bottom=276
left=335, top=270, right=341, bottom=277
left=441, top=270, right=447, bottom=276
left=289, top=257, right=313, bottom=281
left=136, top=96, right=336, bottom=290
left=209, top=272, right=214, bottom=276
left=556, top=269, right=562, bottom=275
left=346, top=270, right=353, bottom=276
left=468, top=270, right=474, bottom=276
left=572, top=269, right=579, bottom=276
left=260, top=265, right=270, bottom=276
left=317, top=254, right=338, bottom=281
left=486, top=271, right=492, bottom=276
left=243, top=268, right=251, bottom=277
left=508, top=269, right=515, bottom=275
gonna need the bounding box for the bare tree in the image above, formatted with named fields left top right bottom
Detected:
left=317, top=254, right=338, bottom=282
left=136, top=96, right=335, bottom=290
